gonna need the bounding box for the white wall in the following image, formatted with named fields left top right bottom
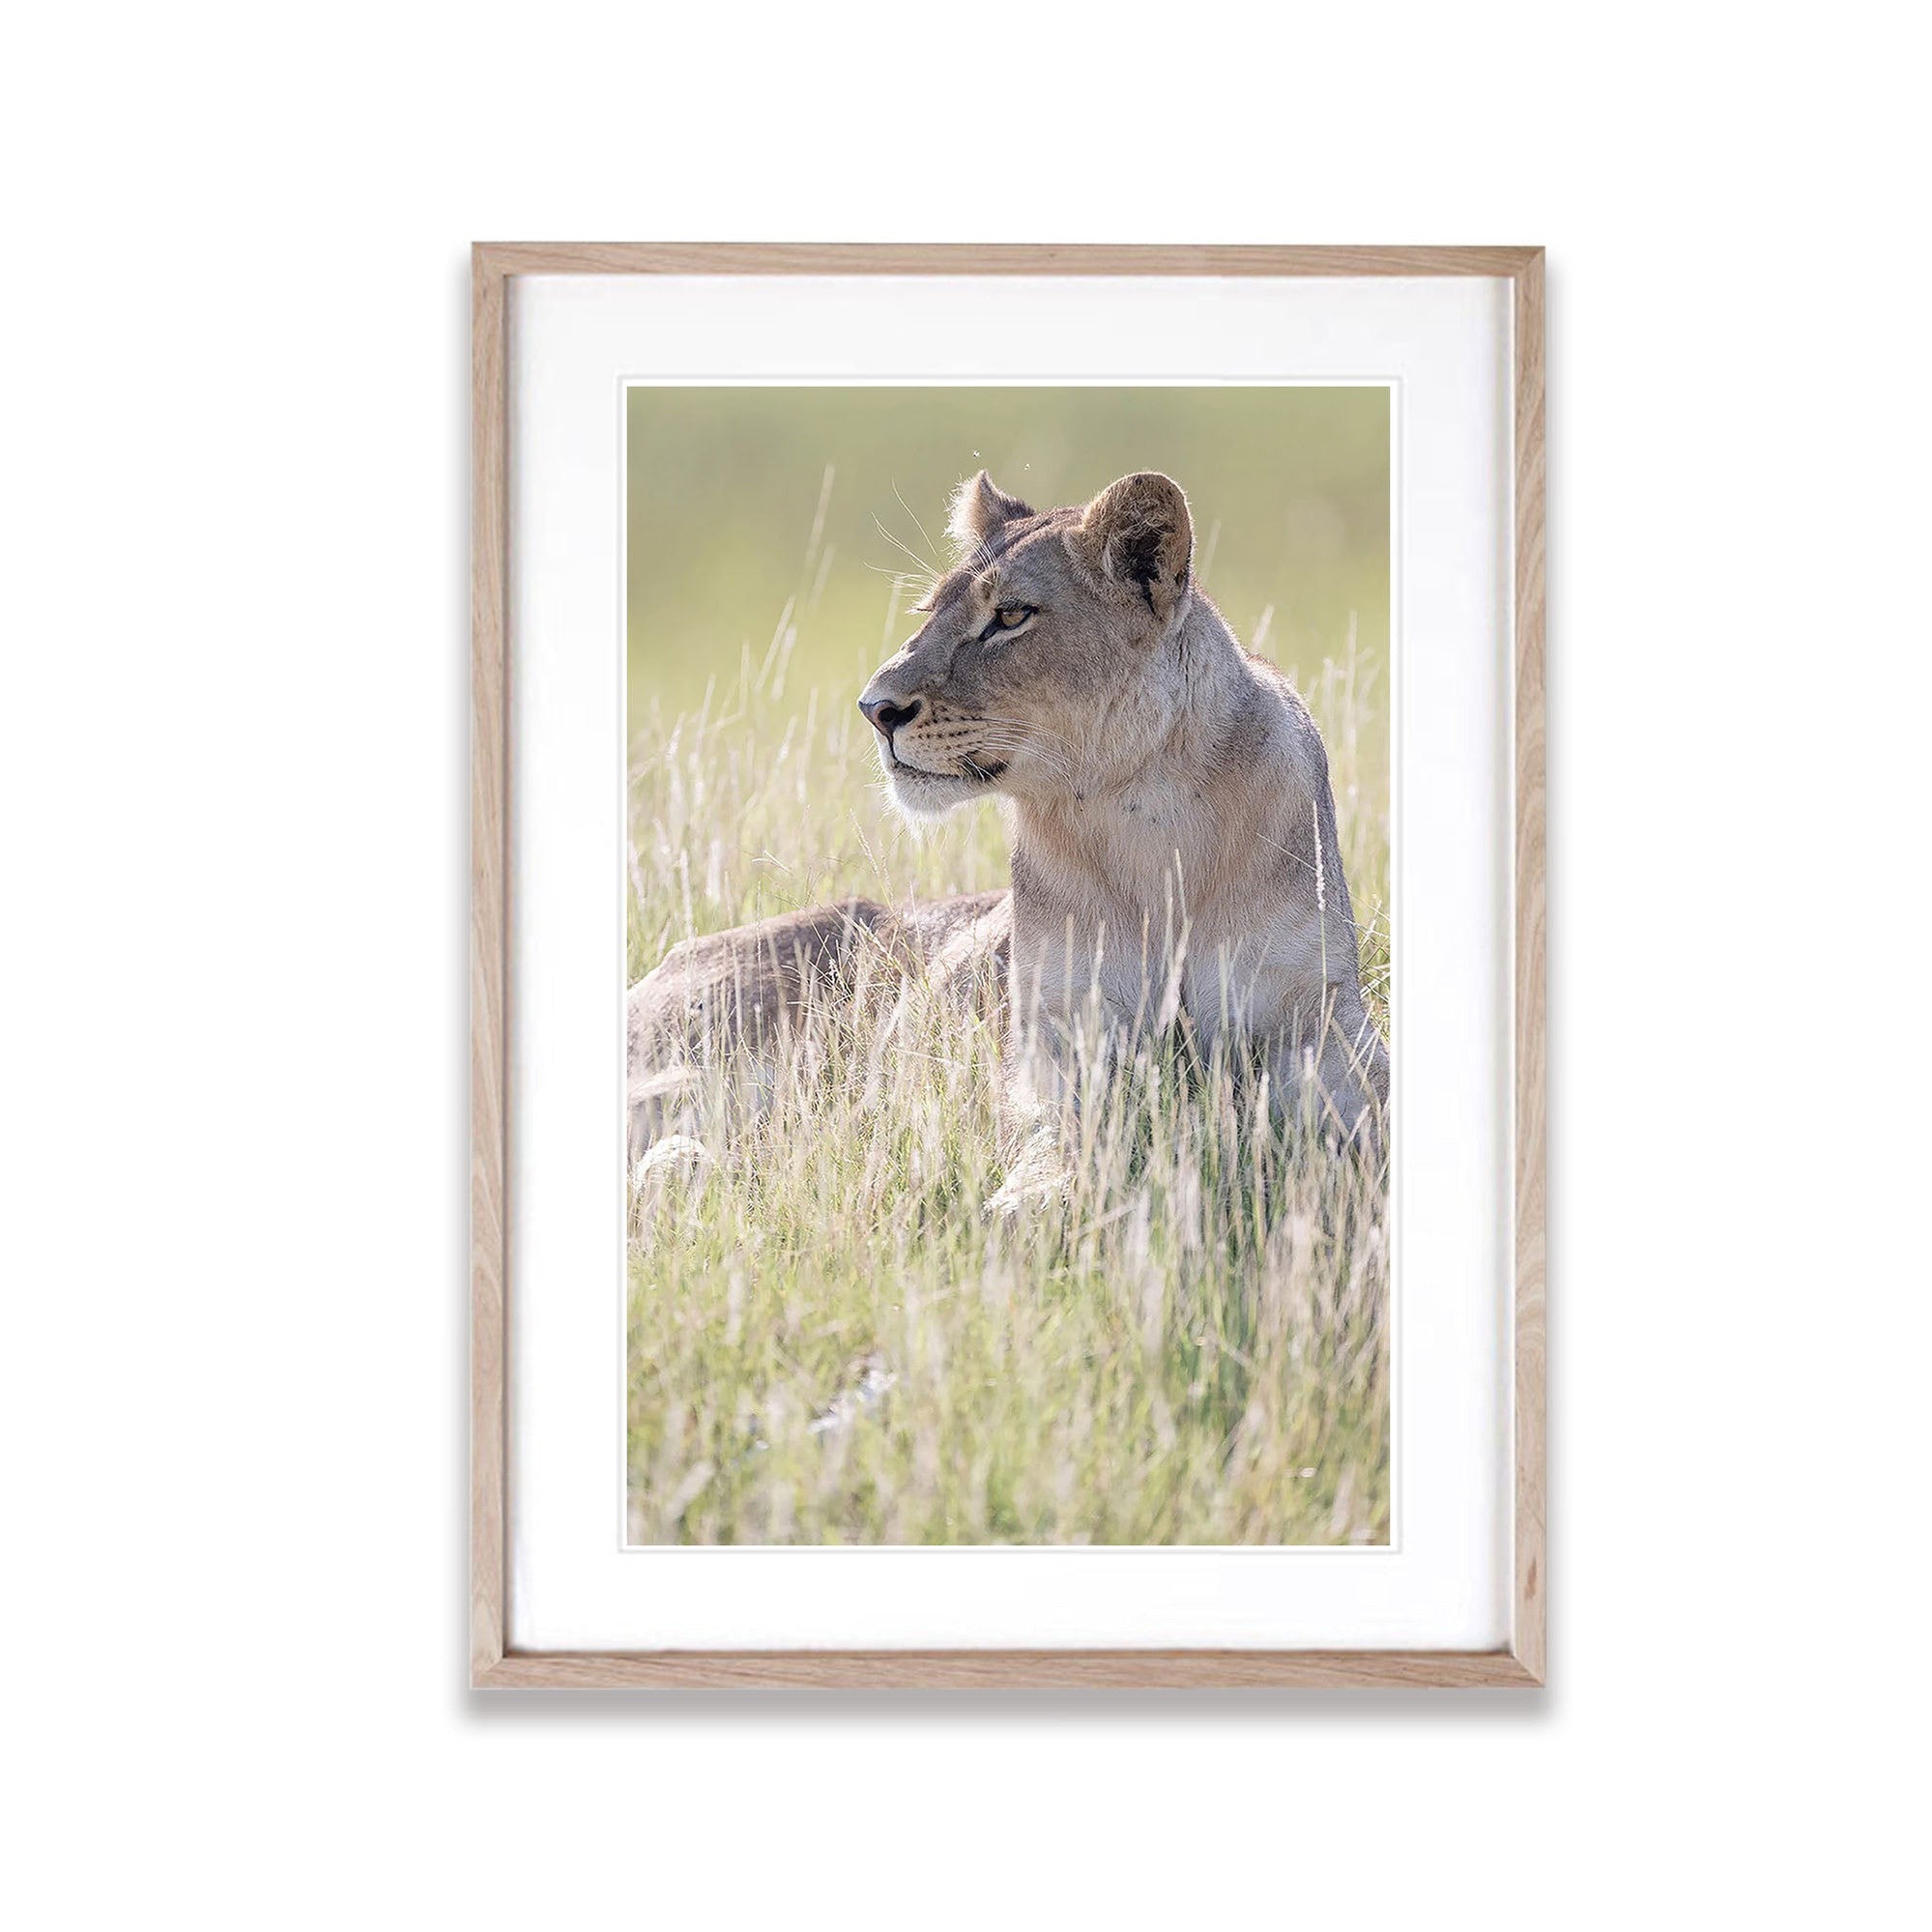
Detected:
left=3, top=5, right=1924, bottom=1925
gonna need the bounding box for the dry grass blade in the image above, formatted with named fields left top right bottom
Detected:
left=625, top=603, right=1390, bottom=1545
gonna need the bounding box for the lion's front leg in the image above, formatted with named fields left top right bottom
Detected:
left=988, top=971, right=1136, bottom=1215
left=986, top=1024, right=1081, bottom=1217
left=1262, top=1001, right=1389, bottom=1154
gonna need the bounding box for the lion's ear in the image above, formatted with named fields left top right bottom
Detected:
left=1072, top=472, right=1194, bottom=621
left=947, top=470, right=1033, bottom=556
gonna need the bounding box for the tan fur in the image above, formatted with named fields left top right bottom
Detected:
left=858, top=469, right=1387, bottom=1147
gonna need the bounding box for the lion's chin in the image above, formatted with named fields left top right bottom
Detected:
left=885, top=761, right=998, bottom=821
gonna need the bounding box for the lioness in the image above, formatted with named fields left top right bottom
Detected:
left=627, top=468, right=1387, bottom=1167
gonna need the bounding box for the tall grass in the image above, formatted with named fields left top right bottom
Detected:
left=625, top=602, right=1390, bottom=1544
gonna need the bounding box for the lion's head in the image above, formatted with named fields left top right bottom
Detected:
left=857, top=470, right=1196, bottom=817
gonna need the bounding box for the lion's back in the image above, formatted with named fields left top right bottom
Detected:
left=626, top=892, right=1012, bottom=1158
left=627, top=899, right=897, bottom=1066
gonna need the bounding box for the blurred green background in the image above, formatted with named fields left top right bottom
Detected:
left=625, top=385, right=1390, bottom=765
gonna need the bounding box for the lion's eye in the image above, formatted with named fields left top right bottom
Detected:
left=982, top=604, right=1036, bottom=641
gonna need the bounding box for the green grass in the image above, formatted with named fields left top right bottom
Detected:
left=624, top=609, right=1391, bottom=1546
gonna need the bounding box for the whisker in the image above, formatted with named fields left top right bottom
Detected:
left=869, top=515, right=938, bottom=590
left=891, top=480, right=943, bottom=570
left=969, top=714, right=1088, bottom=760
left=953, top=729, right=1078, bottom=779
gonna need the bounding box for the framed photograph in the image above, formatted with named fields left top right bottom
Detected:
left=472, top=245, right=1545, bottom=1687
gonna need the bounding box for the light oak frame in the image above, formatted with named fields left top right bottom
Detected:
left=472, top=245, right=1546, bottom=1688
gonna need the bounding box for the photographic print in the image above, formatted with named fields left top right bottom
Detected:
left=623, top=383, right=1392, bottom=1547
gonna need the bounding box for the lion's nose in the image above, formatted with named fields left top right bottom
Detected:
left=859, top=695, right=923, bottom=739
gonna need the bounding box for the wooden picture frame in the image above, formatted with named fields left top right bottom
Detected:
left=472, top=244, right=1545, bottom=1688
